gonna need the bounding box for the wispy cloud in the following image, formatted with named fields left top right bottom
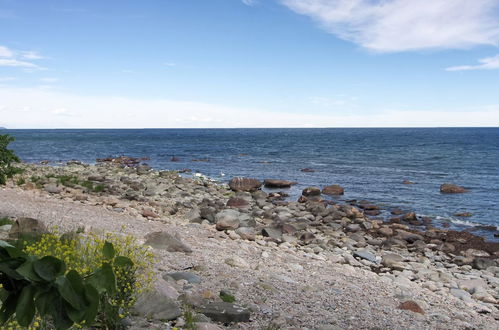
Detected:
left=40, top=77, right=59, bottom=83
left=242, top=0, right=257, bottom=6
left=22, top=51, right=44, bottom=60
left=0, top=46, right=13, bottom=58
left=280, top=0, right=499, bottom=52
left=446, top=54, right=499, bottom=71
left=0, top=59, right=41, bottom=69
left=0, top=77, right=16, bottom=82
left=164, top=62, right=176, bottom=67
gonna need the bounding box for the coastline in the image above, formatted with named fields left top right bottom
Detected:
left=1, top=160, right=498, bottom=329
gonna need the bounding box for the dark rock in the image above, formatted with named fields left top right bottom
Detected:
left=297, top=196, right=308, bottom=203
left=281, top=223, right=297, bottom=235
left=473, top=257, right=496, bottom=270
left=440, top=183, right=467, bottom=194
left=455, top=212, right=472, bottom=217
left=401, top=212, right=417, bottom=222
left=300, top=168, right=315, bottom=172
left=360, top=204, right=379, bottom=210
left=322, top=185, right=344, bottom=195
left=263, top=179, right=297, bottom=188
left=262, top=227, right=283, bottom=241
left=198, top=302, right=250, bottom=323
left=398, top=301, right=425, bottom=314
left=390, top=209, right=404, bottom=215
left=300, top=232, right=316, bottom=244
left=229, top=177, right=262, bottom=192
left=226, top=197, right=250, bottom=209
left=142, top=209, right=160, bottom=218
left=144, top=231, right=192, bottom=253
left=402, top=180, right=414, bottom=184
left=364, top=210, right=381, bottom=216
left=200, top=207, right=217, bottom=223
left=170, top=156, right=180, bottom=162
left=302, top=187, right=321, bottom=197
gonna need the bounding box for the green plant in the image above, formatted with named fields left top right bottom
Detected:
left=0, top=217, right=13, bottom=226
left=0, top=134, right=20, bottom=185
left=16, top=177, right=26, bottom=186
left=0, top=239, right=131, bottom=329
left=182, top=306, right=196, bottom=330
left=219, top=291, right=236, bottom=303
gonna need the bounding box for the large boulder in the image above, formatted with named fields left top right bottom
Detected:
left=215, top=209, right=241, bottom=230
left=9, top=217, right=47, bottom=239
left=440, top=183, right=467, bottom=194
left=131, top=277, right=181, bottom=321
left=144, top=231, right=192, bottom=253
left=198, top=302, right=250, bottom=323
left=263, top=179, right=297, bottom=188
left=228, top=177, right=262, bottom=192
left=302, top=187, right=321, bottom=197
left=322, top=185, right=344, bottom=195
left=226, top=197, right=250, bottom=209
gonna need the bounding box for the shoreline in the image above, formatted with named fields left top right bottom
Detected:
left=1, top=160, right=498, bottom=328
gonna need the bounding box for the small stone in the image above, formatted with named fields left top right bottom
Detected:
left=164, top=272, right=202, bottom=284
left=353, top=250, right=377, bottom=263
left=225, top=256, right=250, bottom=268
left=398, top=301, right=425, bottom=314
left=235, top=227, right=256, bottom=241
left=198, top=302, right=250, bottom=323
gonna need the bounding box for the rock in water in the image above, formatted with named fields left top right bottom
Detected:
left=263, top=179, right=297, bottom=188
left=322, top=185, right=345, bottom=195
left=228, top=177, right=262, bottom=192
left=440, top=183, right=467, bottom=193
left=302, top=187, right=321, bottom=196
left=198, top=302, right=251, bottom=323
left=144, top=231, right=192, bottom=253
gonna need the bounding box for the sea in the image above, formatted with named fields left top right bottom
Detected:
left=5, top=128, right=499, bottom=241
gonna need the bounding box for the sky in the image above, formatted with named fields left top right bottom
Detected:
left=1, top=0, right=499, bottom=128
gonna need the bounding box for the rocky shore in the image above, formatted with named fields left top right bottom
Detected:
left=1, top=159, right=498, bottom=329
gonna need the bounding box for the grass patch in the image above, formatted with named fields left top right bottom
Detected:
left=0, top=217, right=13, bottom=226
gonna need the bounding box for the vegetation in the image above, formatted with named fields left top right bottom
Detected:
left=25, top=174, right=106, bottom=193
left=0, top=218, right=14, bottom=227
left=0, top=231, right=155, bottom=329
left=0, top=134, right=21, bottom=185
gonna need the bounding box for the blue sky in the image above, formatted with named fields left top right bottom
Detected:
left=1, top=0, right=499, bottom=128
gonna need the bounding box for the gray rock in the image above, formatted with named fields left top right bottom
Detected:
left=144, top=231, right=192, bottom=253
left=44, top=183, right=62, bottom=194
left=215, top=209, right=241, bottom=230
left=382, top=253, right=406, bottom=270
left=262, top=227, right=283, bottom=241
left=132, top=278, right=181, bottom=321
left=165, top=272, right=202, bottom=284
left=235, top=227, right=256, bottom=241
left=450, top=288, right=473, bottom=302
left=225, top=256, right=250, bottom=268
left=9, top=217, right=47, bottom=239
left=473, top=257, right=496, bottom=270
left=353, top=250, right=377, bottom=263
left=198, top=302, right=250, bottom=323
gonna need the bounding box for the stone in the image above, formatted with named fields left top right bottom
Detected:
left=440, top=183, right=467, bottom=194
left=215, top=209, right=241, bottom=231
left=144, top=231, right=192, bottom=253
left=198, top=302, right=250, bottom=323
left=398, top=301, right=425, bottom=314
left=262, top=227, right=283, bottom=241
left=322, top=185, right=344, bottom=195
left=300, top=168, right=315, bottom=172
left=195, top=323, right=224, bottom=330
left=378, top=227, right=393, bottom=236
left=142, top=209, right=160, bottom=218
left=225, top=256, right=250, bottom=268
left=9, top=217, right=47, bottom=239
left=473, top=257, right=496, bottom=270
left=44, top=183, right=62, bottom=194
left=263, top=179, right=297, bottom=188
left=302, top=187, right=321, bottom=197
left=235, top=227, right=256, bottom=241
left=131, top=278, right=181, bottom=321
left=228, top=177, right=262, bottom=192
left=165, top=272, right=202, bottom=284
left=353, top=250, right=377, bottom=263
left=450, top=288, right=473, bottom=302
left=382, top=253, right=406, bottom=270
left=226, top=197, right=250, bottom=209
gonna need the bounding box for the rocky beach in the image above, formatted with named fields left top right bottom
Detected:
left=1, top=158, right=498, bottom=329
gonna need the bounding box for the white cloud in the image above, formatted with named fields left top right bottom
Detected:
left=280, top=0, right=499, bottom=52
left=242, top=0, right=257, bottom=6
left=1, top=87, right=498, bottom=128
left=164, top=62, right=176, bottom=67
left=21, top=51, right=44, bottom=60
left=40, top=77, right=59, bottom=83
left=0, top=45, right=13, bottom=58
left=0, top=77, right=16, bottom=82
left=446, top=54, right=499, bottom=71
left=0, top=59, right=41, bottom=69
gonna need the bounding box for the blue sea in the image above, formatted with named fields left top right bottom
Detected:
left=5, top=128, right=499, bottom=240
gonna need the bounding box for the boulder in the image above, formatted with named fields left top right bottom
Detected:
left=398, top=301, right=424, bottom=314
left=132, top=278, right=181, bottom=321
left=142, top=209, right=160, bottom=218
left=228, top=177, right=262, bottom=192
left=263, top=179, right=297, bottom=188
left=226, top=197, right=250, bottom=209
left=322, top=185, right=344, bottom=195
left=44, top=183, right=62, bottom=194
left=353, top=250, right=377, bottom=263
left=198, top=302, right=250, bottom=323
left=262, top=227, right=283, bottom=241
left=300, top=168, right=315, bottom=172
left=215, top=209, right=241, bottom=230
left=9, top=217, right=47, bottom=239
left=235, top=227, right=256, bottom=241
left=144, top=231, right=192, bottom=253
left=440, top=183, right=467, bottom=194
left=302, top=187, right=321, bottom=197
left=381, top=253, right=405, bottom=270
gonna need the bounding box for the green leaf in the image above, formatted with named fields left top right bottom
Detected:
left=102, top=241, right=115, bottom=260
left=114, top=255, right=133, bottom=268
left=86, top=262, right=116, bottom=294
left=0, top=293, right=18, bottom=325
left=48, top=296, right=74, bottom=330
left=0, top=261, right=24, bottom=280
left=66, top=305, right=86, bottom=324
left=33, top=256, right=66, bottom=281
left=15, top=285, right=36, bottom=326
left=55, top=275, right=84, bottom=310
left=35, top=289, right=58, bottom=316
left=83, top=284, right=99, bottom=325
left=16, top=258, right=42, bottom=282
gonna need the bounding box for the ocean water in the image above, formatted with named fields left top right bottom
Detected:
left=6, top=128, right=499, bottom=240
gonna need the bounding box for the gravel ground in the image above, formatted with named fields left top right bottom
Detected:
left=1, top=187, right=498, bottom=330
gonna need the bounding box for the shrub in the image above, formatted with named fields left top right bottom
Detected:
left=0, top=134, right=21, bottom=185
left=0, top=231, right=155, bottom=329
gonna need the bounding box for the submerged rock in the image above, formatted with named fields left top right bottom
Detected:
left=440, top=183, right=467, bottom=194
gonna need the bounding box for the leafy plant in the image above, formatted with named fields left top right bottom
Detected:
left=0, top=240, right=131, bottom=329
left=16, top=177, right=26, bottom=186
left=219, top=291, right=236, bottom=303
left=0, top=217, right=13, bottom=226
left=0, top=134, right=21, bottom=185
